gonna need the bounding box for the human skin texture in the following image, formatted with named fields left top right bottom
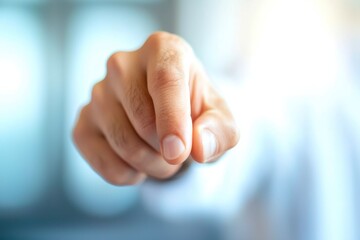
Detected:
left=73, top=32, right=239, bottom=185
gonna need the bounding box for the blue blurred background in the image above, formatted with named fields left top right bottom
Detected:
left=0, top=0, right=359, bottom=239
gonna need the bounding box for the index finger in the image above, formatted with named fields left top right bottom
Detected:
left=141, top=32, right=193, bottom=164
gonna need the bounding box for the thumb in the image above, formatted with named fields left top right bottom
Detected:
left=191, top=108, right=240, bottom=163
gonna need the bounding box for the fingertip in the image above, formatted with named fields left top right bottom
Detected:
left=157, top=112, right=193, bottom=165
left=191, top=125, right=218, bottom=163
left=162, top=134, right=185, bottom=159
left=161, top=134, right=189, bottom=165
left=201, top=128, right=218, bottom=161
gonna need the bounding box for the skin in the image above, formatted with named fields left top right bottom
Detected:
left=73, top=32, right=240, bottom=186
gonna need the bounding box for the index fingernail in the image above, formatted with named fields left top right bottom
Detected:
left=162, top=134, right=185, bottom=161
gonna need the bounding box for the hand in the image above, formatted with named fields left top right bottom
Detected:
left=73, top=32, right=239, bottom=185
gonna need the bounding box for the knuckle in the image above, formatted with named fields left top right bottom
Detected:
left=126, top=85, right=156, bottom=133
left=146, top=31, right=193, bottom=56
left=138, top=117, right=156, bottom=134
left=159, top=48, right=181, bottom=68
left=108, top=122, right=129, bottom=151
left=107, top=122, right=141, bottom=161
left=106, top=52, right=126, bottom=77
left=157, top=104, right=181, bottom=124
left=126, top=85, right=146, bottom=117
left=72, top=106, right=90, bottom=146
left=90, top=82, right=109, bottom=113
left=91, top=81, right=103, bottom=103
left=126, top=84, right=142, bottom=116
left=146, top=31, right=171, bottom=48
left=135, top=113, right=155, bottom=135
left=152, top=67, right=183, bottom=91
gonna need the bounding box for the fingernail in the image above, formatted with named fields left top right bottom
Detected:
left=162, top=134, right=185, bottom=160
left=202, top=129, right=217, bottom=161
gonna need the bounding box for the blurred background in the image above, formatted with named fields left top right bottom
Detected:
left=0, top=0, right=359, bottom=239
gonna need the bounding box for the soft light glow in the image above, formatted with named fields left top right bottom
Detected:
left=243, top=0, right=357, bottom=239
